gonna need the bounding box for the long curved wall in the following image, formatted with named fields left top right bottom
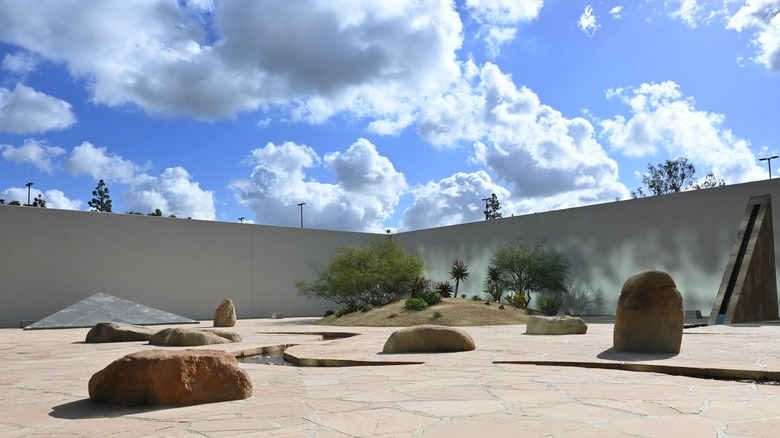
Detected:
left=2, top=179, right=779, bottom=328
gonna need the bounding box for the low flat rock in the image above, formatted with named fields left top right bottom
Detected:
left=85, top=322, right=159, bottom=343
left=383, top=325, right=476, bottom=354
left=526, top=315, right=588, bottom=335
left=88, top=349, right=252, bottom=406
left=149, top=327, right=242, bottom=346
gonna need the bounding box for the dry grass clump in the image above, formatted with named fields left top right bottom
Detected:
left=316, top=298, right=529, bottom=327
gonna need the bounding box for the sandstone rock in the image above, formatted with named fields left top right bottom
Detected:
left=526, top=315, right=588, bottom=335
left=214, top=299, right=237, bottom=327
left=85, top=322, right=159, bottom=343
left=613, top=269, right=684, bottom=353
left=88, top=349, right=252, bottom=406
left=382, top=325, right=476, bottom=354
left=149, top=327, right=242, bottom=346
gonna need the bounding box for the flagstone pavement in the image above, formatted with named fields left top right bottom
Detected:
left=3, top=318, right=780, bottom=437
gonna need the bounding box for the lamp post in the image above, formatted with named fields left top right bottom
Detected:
left=297, top=202, right=305, bottom=228
left=760, top=155, right=779, bottom=179
left=25, top=182, right=33, bottom=206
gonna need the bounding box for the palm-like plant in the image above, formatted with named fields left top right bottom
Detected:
left=484, top=265, right=503, bottom=302
left=450, top=259, right=469, bottom=298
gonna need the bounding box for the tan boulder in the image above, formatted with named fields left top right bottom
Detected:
left=526, top=315, right=588, bottom=335
left=149, top=327, right=242, bottom=346
left=214, top=299, right=237, bottom=327
left=613, top=269, right=684, bottom=353
left=88, top=349, right=252, bottom=406
left=85, top=322, right=159, bottom=343
left=382, top=325, right=476, bottom=354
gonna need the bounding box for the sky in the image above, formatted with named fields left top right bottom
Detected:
left=0, top=0, right=779, bottom=232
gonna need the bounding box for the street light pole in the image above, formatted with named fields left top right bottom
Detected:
left=297, top=202, right=305, bottom=228
left=25, top=182, right=33, bottom=206
left=760, top=155, right=779, bottom=179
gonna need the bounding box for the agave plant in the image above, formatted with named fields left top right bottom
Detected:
left=449, top=259, right=469, bottom=298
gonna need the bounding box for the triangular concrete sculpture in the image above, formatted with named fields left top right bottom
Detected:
left=709, top=195, right=779, bottom=325
left=23, top=292, right=198, bottom=329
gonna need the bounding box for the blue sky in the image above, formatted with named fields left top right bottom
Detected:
left=1, top=0, right=778, bottom=232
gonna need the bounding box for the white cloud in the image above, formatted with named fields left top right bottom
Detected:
left=417, top=62, right=629, bottom=214
left=0, top=0, right=463, bottom=132
left=1, top=138, right=65, bottom=174
left=601, top=81, right=765, bottom=183
left=2, top=51, right=39, bottom=74
left=122, top=167, right=216, bottom=219
left=0, top=186, right=81, bottom=210
left=727, top=0, right=780, bottom=71
left=578, top=5, right=601, bottom=38
left=466, top=0, right=544, bottom=55
left=64, top=142, right=141, bottom=183
left=232, top=139, right=406, bottom=232
left=610, top=6, right=624, bottom=20
left=401, top=171, right=509, bottom=230
left=668, top=0, right=704, bottom=28
left=0, top=84, right=76, bottom=134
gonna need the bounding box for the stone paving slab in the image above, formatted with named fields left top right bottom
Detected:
left=3, top=318, right=780, bottom=437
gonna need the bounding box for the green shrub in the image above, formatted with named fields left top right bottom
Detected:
left=505, top=291, right=527, bottom=308
left=405, top=298, right=428, bottom=311
left=539, top=294, right=561, bottom=316
left=419, top=289, right=442, bottom=306
left=432, top=310, right=442, bottom=318
left=471, top=295, right=481, bottom=301
left=460, top=294, right=466, bottom=299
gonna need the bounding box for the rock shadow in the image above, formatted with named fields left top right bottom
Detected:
left=597, top=347, right=679, bottom=362
left=49, top=399, right=174, bottom=420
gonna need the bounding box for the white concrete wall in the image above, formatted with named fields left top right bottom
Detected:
left=2, top=178, right=779, bottom=328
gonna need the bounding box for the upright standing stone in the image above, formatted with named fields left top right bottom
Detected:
left=214, top=298, right=237, bottom=327
left=613, top=269, right=684, bottom=353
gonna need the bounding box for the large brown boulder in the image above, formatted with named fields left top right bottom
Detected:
left=149, top=327, right=242, bottom=346
left=526, top=315, right=588, bottom=335
left=382, top=325, right=476, bottom=354
left=85, top=322, right=159, bottom=343
left=214, top=299, right=237, bottom=327
left=613, top=269, right=684, bottom=353
left=89, top=349, right=252, bottom=406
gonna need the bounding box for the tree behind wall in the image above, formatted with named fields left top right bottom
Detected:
left=88, top=179, right=113, bottom=212
left=633, top=157, right=725, bottom=197
left=484, top=193, right=502, bottom=220
left=490, top=238, right=570, bottom=308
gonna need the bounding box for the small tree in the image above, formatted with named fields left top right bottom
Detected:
left=484, top=193, right=502, bottom=220
left=7, top=200, right=21, bottom=206
left=633, top=158, right=725, bottom=197
left=490, top=238, right=570, bottom=308
left=88, top=179, right=113, bottom=212
left=148, top=208, right=163, bottom=216
left=449, top=259, right=469, bottom=298
left=297, top=238, right=424, bottom=313
left=31, top=194, right=46, bottom=208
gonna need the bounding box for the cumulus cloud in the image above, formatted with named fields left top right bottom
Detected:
left=1, top=138, right=65, bottom=174
left=0, top=186, right=81, bottom=210
left=668, top=0, right=704, bottom=28
left=466, top=0, right=544, bottom=55
left=2, top=51, right=39, bottom=74
left=0, top=0, right=463, bottom=132
left=578, top=5, right=601, bottom=38
left=122, top=167, right=216, bottom=219
left=601, top=81, right=765, bottom=183
left=417, top=62, right=628, bottom=214
left=610, top=6, right=624, bottom=20
left=727, top=0, right=780, bottom=71
left=232, top=139, right=406, bottom=232
left=401, top=171, right=509, bottom=230
left=0, top=84, right=76, bottom=134
left=64, top=142, right=142, bottom=183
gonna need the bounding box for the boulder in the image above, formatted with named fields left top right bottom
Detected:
left=613, top=269, right=684, bottom=354
left=526, top=315, right=588, bottom=335
left=214, top=299, right=237, bottom=327
left=149, top=327, right=242, bottom=346
left=85, top=322, right=159, bottom=343
left=89, top=349, right=252, bottom=406
left=382, top=325, right=476, bottom=354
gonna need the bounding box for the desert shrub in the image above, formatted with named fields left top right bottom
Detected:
left=297, top=238, right=423, bottom=314
left=483, top=265, right=503, bottom=302
left=562, top=282, right=608, bottom=315
left=460, top=294, right=466, bottom=299
left=324, top=310, right=334, bottom=317
left=419, top=289, right=442, bottom=306
left=388, top=313, right=398, bottom=319
left=505, top=290, right=527, bottom=308
left=489, top=238, right=570, bottom=307
left=498, top=304, right=505, bottom=309
left=410, top=276, right=431, bottom=298
left=435, top=281, right=454, bottom=298
left=432, top=310, right=442, bottom=318
left=539, top=294, right=561, bottom=316
left=484, top=300, right=491, bottom=305
left=471, top=295, right=481, bottom=301
left=405, top=298, right=428, bottom=311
